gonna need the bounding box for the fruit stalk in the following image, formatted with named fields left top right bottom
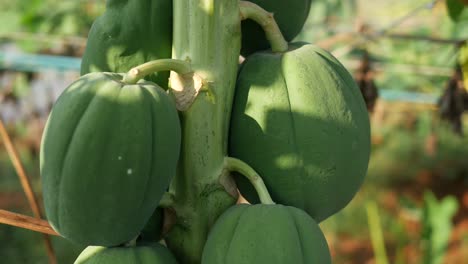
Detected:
left=239, top=1, right=288, bottom=53
left=224, top=157, right=275, bottom=205
left=165, top=1, right=241, bottom=263
left=122, top=59, right=192, bottom=84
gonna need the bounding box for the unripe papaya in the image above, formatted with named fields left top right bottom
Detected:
left=81, top=0, right=172, bottom=87
left=229, top=43, right=370, bottom=222
left=139, top=208, right=164, bottom=243
left=202, top=204, right=331, bottom=264
left=74, top=243, right=178, bottom=264
left=40, top=72, right=181, bottom=246
left=241, top=0, right=312, bottom=56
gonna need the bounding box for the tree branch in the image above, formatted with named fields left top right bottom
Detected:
left=0, top=209, right=59, bottom=236
left=0, top=118, right=57, bottom=263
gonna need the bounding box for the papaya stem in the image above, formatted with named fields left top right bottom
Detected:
left=122, top=59, right=192, bottom=84
left=159, top=192, right=175, bottom=208
left=165, top=1, right=241, bottom=262
left=224, top=157, right=275, bottom=205
left=239, top=1, right=288, bottom=53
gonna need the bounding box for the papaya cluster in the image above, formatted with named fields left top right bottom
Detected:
left=39, top=0, right=370, bottom=263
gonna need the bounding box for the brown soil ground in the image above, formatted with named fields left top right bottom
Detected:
left=328, top=169, right=468, bottom=264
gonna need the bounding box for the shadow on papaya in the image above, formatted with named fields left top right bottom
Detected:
left=230, top=108, right=369, bottom=223
left=229, top=43, right=370, bottom=223
left=40, top=72, right=181, bottom=246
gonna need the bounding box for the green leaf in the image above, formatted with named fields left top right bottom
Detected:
left=446, top=0, right=468, bottom=22
left=460, top=43, right=468, bottom=92
left=421, top=191, right=459, bottom=264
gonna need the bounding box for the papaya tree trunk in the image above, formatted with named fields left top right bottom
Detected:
left=165, top=1, right=241, bottom=263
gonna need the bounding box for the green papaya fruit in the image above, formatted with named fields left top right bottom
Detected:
left=80, top=0, right=172, bottom=86
left=74, top=243, right=178, bottom=264
left=139, top=208, right=164, bottom=243
left=40, top=72, right=181, bottom=246
left=229, top=43, right=370, bottom=222
left=241, top=0, right=312, bottom=56
left=202, top=204, right=331, bottom=264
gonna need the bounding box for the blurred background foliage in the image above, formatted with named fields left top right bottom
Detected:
left=299, top=0, right=468, bottom=94
left=0, top=0, right=467, bottom=263
left=0, top=0, right=103, bottom=53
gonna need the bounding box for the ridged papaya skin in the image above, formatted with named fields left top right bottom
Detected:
left=74, top=243, right=178, bottom=264
left=201, top=204, right=331, bottom=264
left=40, top=72, right=181, bottom=246
left=229, top=43, right=370, bottom=222
left=241, top=0, right=312, bottom=56
left=80, top=0, right=172, bottom=87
